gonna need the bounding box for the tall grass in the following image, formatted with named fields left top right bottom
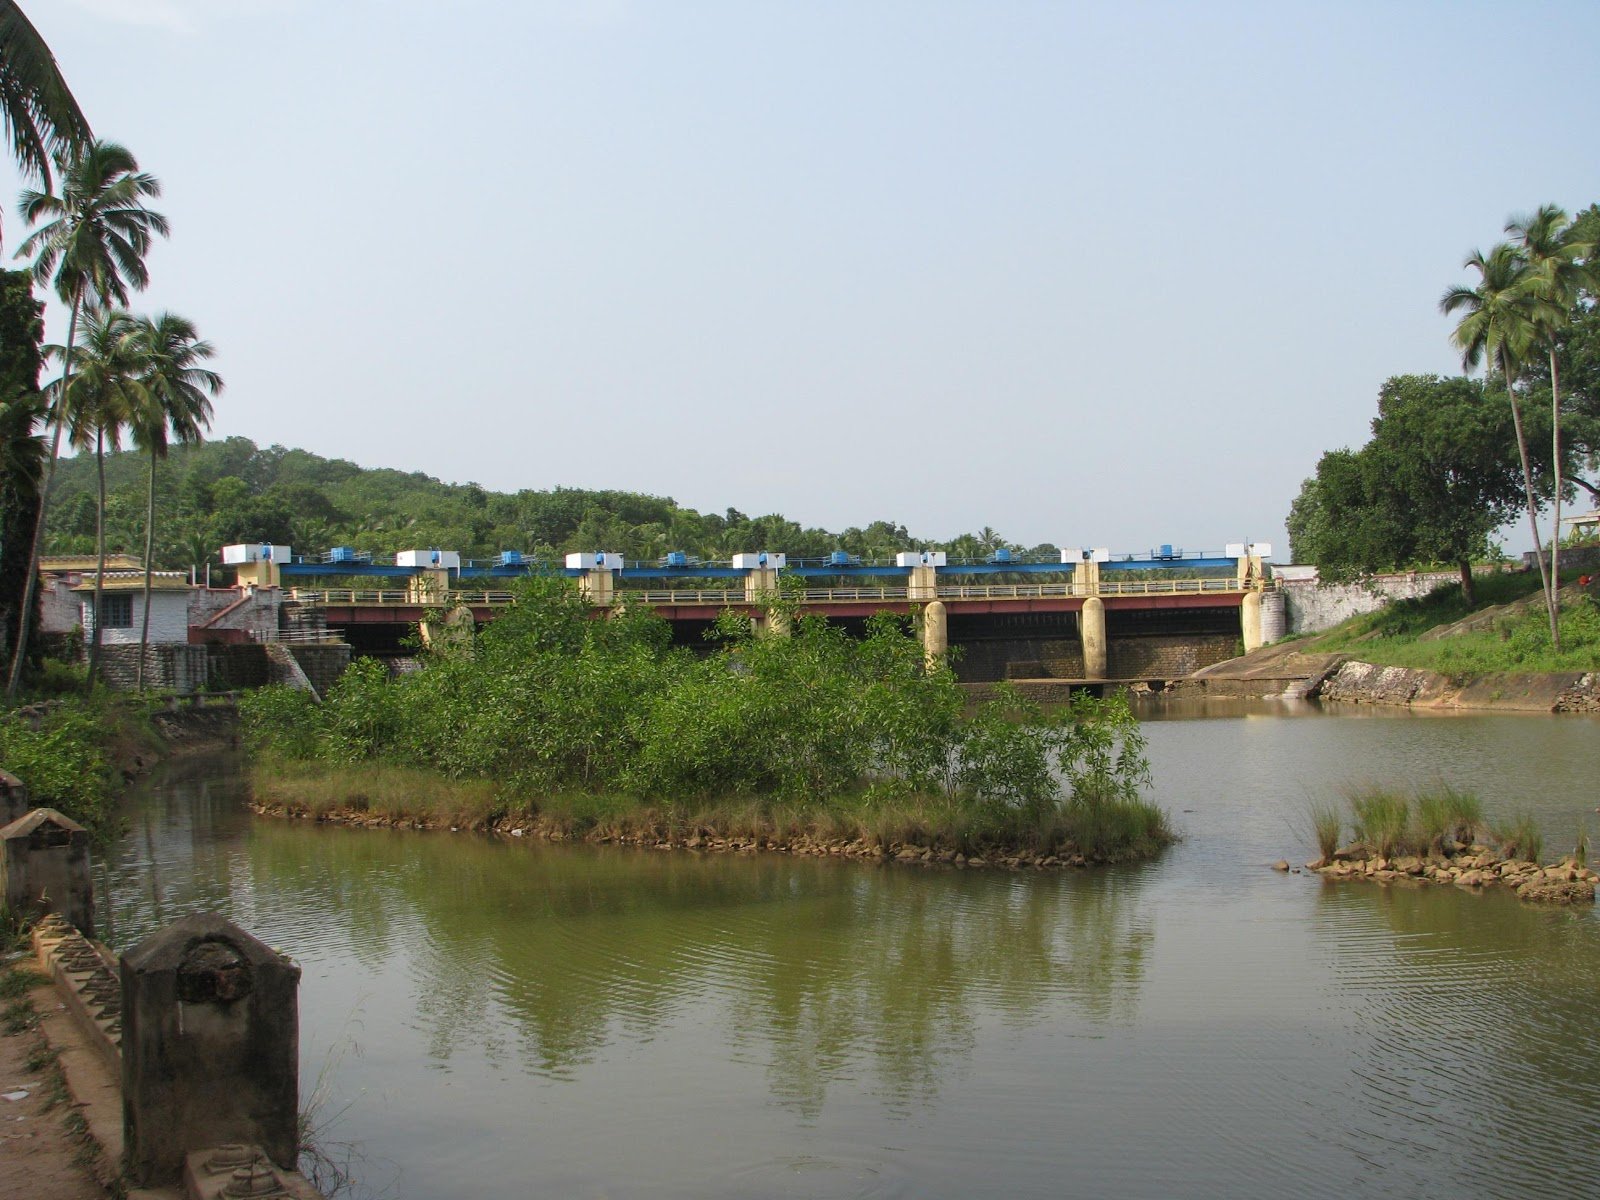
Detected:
left=1346, top=786, right=1410, bottom=858
left=1492, top=812, right=1543, bottom=864
left=1412, top=783, right=1482, bottom=849
left=250, top=762, right=506, bottom=828
left=1307, top=802, right=1342, bottom=862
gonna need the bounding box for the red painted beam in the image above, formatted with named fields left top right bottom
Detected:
left=318, top=591, right=1247, bottom=630
left=1103, top=593, right=1243, bottom=611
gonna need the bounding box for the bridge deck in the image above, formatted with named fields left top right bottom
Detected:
left=288, top=576, right=1265, bottom=611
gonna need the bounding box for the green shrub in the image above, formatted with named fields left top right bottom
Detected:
left=240, top=580, right=1163, bottom=859
left=0, top=703, right=115, bottom=835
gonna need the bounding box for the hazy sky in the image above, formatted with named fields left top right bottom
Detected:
left=10, top=1, right=1600, bottom=556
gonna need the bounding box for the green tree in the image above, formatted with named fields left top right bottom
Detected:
left=0, top=2, right=90, bottom=206
left=1441, top=243, right=1562, bottom=638
left=7, top=140, right=165, bottom=697
left=1286, top=376, right=1542, bottom=604
left=127, top=313, right=220, bottom=689
left=56, top=307, right=143, bottom=686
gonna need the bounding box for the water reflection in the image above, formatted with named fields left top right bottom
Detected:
left=97, top=709, right=1600, bottom=1200
left=230, top=819, right=1157, bottom=1108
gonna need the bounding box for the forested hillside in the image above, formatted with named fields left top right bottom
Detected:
left=42, top=437, right=1051, bottom=569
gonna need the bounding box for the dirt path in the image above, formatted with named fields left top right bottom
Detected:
left=0, top=972, right=109, bottom=1200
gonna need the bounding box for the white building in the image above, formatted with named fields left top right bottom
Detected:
left=75, top=572, right=193, bottom=645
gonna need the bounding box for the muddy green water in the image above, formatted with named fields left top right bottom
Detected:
left=100, top=702, right=1600, bottom=1199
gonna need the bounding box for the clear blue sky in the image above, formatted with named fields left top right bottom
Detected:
left=11, top=1, right=1600, bottom=556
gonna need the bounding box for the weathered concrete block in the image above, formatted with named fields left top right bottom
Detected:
left=121, top=912, right=302, bottom=1185
left=0, top=807, right=94, bottom=936
left=0, top=768, right=28, bottom=824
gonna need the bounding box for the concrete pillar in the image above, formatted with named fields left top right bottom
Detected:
left=233, top=560, right=280, bottom=590
left=752, top=608, right=792, bottom=639
left=1241, top=591, right=1263, bottom=653
left=1080, top=597, right=1107, bottom=680
left=1236, top=553, right=1265, bottom=589
left=578, top=567, right=615, bottom=607
left=407, top=567, right=451, bottom=605
left=0, top=808, right=94, bottom=937
left=907, top=564, right=939, bottom=602
left=1073, top=560, right=1101, bottom=596
left=743, top=567, right=780, bottom=604
left=922, top=600, right=948, bottom=669
left=121, top=912, right=302, bottom=1185
left=0, top=769, right=28, bottom=825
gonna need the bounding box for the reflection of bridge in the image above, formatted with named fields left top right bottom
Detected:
left=233, top=544, right=1278, bottom=683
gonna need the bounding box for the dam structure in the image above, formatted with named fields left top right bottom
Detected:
left=225, top=542, right=1277, bottom=685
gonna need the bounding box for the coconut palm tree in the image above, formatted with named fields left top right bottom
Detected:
left=6, top=140, right=165, bottom=698
left=1507, top=205, right=1593, bottom=644
left=53, top=306, right=143, bottom=687
left=0, top=2, right=91, bottom=205
left=1440, top=243, right=1564, bottom=644
left=127, top=312, right=220, bottom=690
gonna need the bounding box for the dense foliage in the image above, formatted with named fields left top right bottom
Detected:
left=1286, top=374, right=1558, bottom=602
left=0, top=700, right=114, bottom=835
left=42, top=436, right=1053, bottom=569
left=241, top=581, right=1161, bottom=851
left=0, top=269, right=45, bottom=670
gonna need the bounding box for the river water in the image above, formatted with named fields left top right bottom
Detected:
left=98, top=701, right=1600, bottom=1199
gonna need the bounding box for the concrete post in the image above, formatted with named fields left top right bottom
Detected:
left=907, top=564, right=939, bottom=602
left=1073, top=560, right=1101, bottom=596
left=121, top=912, right=302, bottom=1185
left=743, top=567, right=779, bottom=604
left=1241, top=591, right=1263, bottom=654
left=922, top=600, right=948, bottom=669
left=0, top=768, right=29, bottom=825
left=0, top=808, right=94, bottom=937
left=233, top=560, right=280, bottom=590
left=1080, top=597, right=1107, bottom=680
left=408, top=567, right=451, bottom=606
left=753, top=608, right=792, bottom=639
left=578, top=567, right=615, bottom=607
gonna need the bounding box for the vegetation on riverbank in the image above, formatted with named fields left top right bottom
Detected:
left=1312, top=574, right=1600, bottom=676
left=242, top=579, right=1171, bottom=864
left=0, top=687, right=180, bottom=840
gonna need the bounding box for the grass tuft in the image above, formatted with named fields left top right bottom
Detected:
left=1308, top=802, right=1342, bottom=861
left=1413, top=783, right=1482, bottom=850
left=1492, top=811, right=1544, bottom=864
left=1346, top=786, right=1411, bottom=858
left=0, top=967, right=46, bottom=1001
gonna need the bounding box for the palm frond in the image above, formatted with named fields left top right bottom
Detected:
left=0, top=1, right=92, bottom=189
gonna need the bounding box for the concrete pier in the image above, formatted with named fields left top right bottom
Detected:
left=1080, top=597, right=1107, bottom=680
left=922, top=600, right=948, bottom=669
left=1241, top=591, right=1263, bottom=654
